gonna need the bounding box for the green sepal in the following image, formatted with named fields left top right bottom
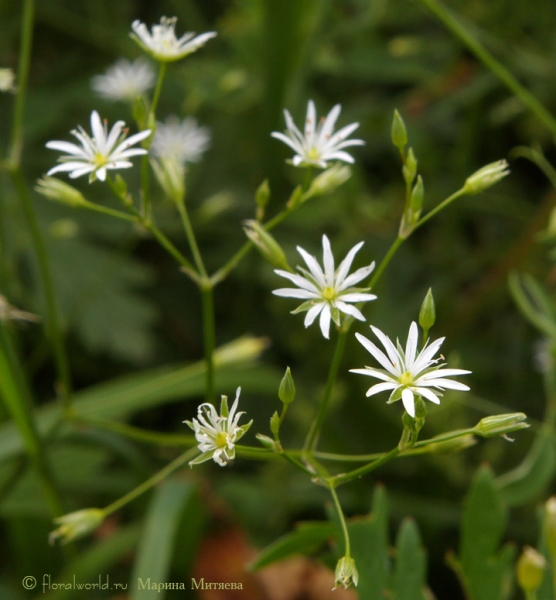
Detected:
left=270, top=411, right=280, bottom=436
left=219, top=395, right=229, bottom=418
left=291, top=300, right=314, bottom=314
left=188, top=451, right=216, bottom=467
left=278, top=367, right=296, bottom=405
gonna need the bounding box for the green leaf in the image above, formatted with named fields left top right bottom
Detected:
left=393, top=518, right=427, bottom=600
left=348, top=485, right=390, bottom=600
left=508, top=272, right=556, bottom=339
left=456, top=465, right=514, bottom=600
left=130, top=478, right=194, bottom=600
left=247, top=521, right=336, bottom=572
left=495, top=427, right=556, bottom=506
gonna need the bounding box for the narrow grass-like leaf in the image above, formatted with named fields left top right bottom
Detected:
left=393, top=518, right=427, bottom=600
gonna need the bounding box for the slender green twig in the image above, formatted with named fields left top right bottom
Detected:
left=417, top=0, right=556, bottom=138
left=329, top=485, right=351, bottom=556
left=413, top=189, right=467, bottom=231
left=329, top=446, right=401, bottom=487
left=150, top=62, right=167, bottom=119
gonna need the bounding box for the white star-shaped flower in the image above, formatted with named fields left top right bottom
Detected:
left=271, top=100, right=364, bottom=169
left=185, top=388, right=252, bottom=467
left=151, top=115, right=210, bottom=165
left=273, top=235, right=376, bottom=339
left=350, top=322, right=471, bottom=417
left=130, top=16, right=217, bottom=62
left=92, top=58, right=155, bottom=102
left=46, top=111, right=151, bottom=183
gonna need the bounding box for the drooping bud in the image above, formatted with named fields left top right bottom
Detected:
left=243, top=220, right=290, bottom=271
left=334, top=556, right=359, bottom=589
left=49, top=508, right=105, bottom=545
left=463, top=160, right=510, bottom=195
left=391, top=109, right=408, bottom=152
left=278, top=367, right=296, bottom=405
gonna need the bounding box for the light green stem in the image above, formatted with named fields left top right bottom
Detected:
left=417, top=0, right=556, bottom=137
left=176, top=201, right=207, bottom=278
left=413, top=189, right=467, bottom=231
left=329, top=446, right=401, bottom=487
left=103, top=447, right=197, bottom=516
left=150, top=62, right=167, bottom=119
left=329, top=485, right=351, bottom=556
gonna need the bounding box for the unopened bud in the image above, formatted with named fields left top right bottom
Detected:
left=516, top=546, right=546, bottom=593
left=334, top=556, right=359, bottom=590
left=243, top=220, right=290, bottom=270
left=391, top=109, right=408, bottom=151
left=463, top=160, right=510, bottom=195
left=213, top=335, right=269, bottom=366
left=150, top=157, right=185, bottom=205
left=49, top=508, right=105, bottom=545
left=475, top=413, right=529, bottom=438
left=302, top=164, right=351, bottom=202
left=256, top=433, right=281, bottom=452
left=286, top=185, right=304, bottom=210
left=544, top=497, right=556, bottom=559
left=402, top=148, right=417, bottom=186
left=270, top=411, right=281, bottom=436
left=410, top=176, right=424, bottom=212
left=36, top=176, right=89, bottom=208
left=419, top=288, right=436, bottom=333
left=278, top=367, right=296, bottom=405
left=255, top=179, right=270, bottom=212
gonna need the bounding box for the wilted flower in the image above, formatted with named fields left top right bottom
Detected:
left=185, top=388, right=252, bottom=467
left=333, top=556, right=359, bottom=590
left=151, top=116, right=210, bottom=165
left=49, top=508, right=105, bottom=545
left=271, top=100, right=364, bottom=168
left=273, top=235, right=376, bottom=339
left=130, top=17, right=217, bottom=62
left=463, top=159, right=510, bottom=194
left=92, top=58, right=155, bottom=102
left=46, top=110, right=151, bottom=183
left=351, top=322, right=470, bottom=418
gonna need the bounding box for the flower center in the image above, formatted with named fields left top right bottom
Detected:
left=307, top=147, right=321, bottom=159
left=322, top=286, right=336, bottom=301
left=214, top=431, right=229, bottom=448
left=94, top=152, right=108, bottom=168
left=400, top=372, right=413, bottom=386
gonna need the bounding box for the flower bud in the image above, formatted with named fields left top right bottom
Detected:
left=516, top=546, right=546, bottom=594
left=213, top=335, right=269, bottom=366
left=391, top=109, right=408, bottom=151
left=302, top=164, right=351, bottom=201
left=243, top=220, right=290, bottom=270
left=334, top=556, right=359, bottom=589
left=410, top=175, right=424, bottom=213
left=270, top=411, right=281, bottom=436
left=419, top=288, right=436, bottom=333
left=475, top=413, right=529, bottom=438
left=463, top=160, right=510, bottom=195
left=402, top=148, right=417, bottom=186
left=256, top=433, right=276, bottom=450
left=544, top=497, right=556, bottom=560
left=255, top=179, right=270, bottom=215
left=414, top=434, right=476, bottom=455
left=286, top=185, right=304, bottom=210
left=49, top=508, right=105, bottom=545
left=278, top=367, right=296, bottom=405
left=150, top=157, right=185, bottom=205
left=0, top=68, right=16, bottom=93
left=35, top=176, right=89, bottom=208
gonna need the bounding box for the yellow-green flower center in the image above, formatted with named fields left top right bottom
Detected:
left=322, top=286, right=336, bottom=301
left=400, top=372, right=413, bottom=386
left=307, top=147, right=321, bottom=159
left=215, top=431, right=229, bottom=448
left=94, top=152, right=108, bottom=168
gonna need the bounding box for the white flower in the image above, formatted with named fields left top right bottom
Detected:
left=46, top=110, right=151, bottom=183
left=185, top=388, right=252, bottom=467
left=273, top=235, right=376, bottom=339
left=91, top=58, right=155, bottom=102
left=0, top=68, right=16, bottom=92
left=350, top=322, right=471, bottom=418
left=151, top=116, right=210, bottom=165
left=271, top=100, right=364, bottom=168
left=130, top=16, right=217, bottom=62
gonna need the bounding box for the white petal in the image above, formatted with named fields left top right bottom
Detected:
left=321, top=235, right=335, bottom=282
left=354, top=332, right=400, bottom=377
left=319, top=304, right=332, bottom=339
left=349, top=368, right=396, bottom=383
left=339, top=264, right=375, bottom=289
left=365, top=381, right=398, bottom=397
left=335, top=301, right=365, bottom=321
left=401, top=388, right=415, bottom=417
left=370, top=326, right=404, bottom=373
left=405, top=322, right=419, bottom=369
left=339, top=292, right=376, bottom=303
left=297, top=247, right=326, bottom=286
left=304, top=302, right=324, bottom=327
left=273, top=288, right=317, bottom=299
left=414, top=386, right=441, bottom=404
left=335, top=242, right=363, bottom=286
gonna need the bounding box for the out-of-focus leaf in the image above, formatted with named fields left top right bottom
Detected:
left=496, top=427, right=556, bottom=506
left=347, top=485, right=390, bottom=599
left=248, top=522, right=336, bottom=572
left=130, top=478, right=195, bottom=600
left=508, top=272, right=556, bottom=339
left=454, top=465, right=514, bottom=600
left=393, top=518, right=427, bottom=600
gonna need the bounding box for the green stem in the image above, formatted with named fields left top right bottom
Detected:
left=7, top=0, right=34, bottom=169
left=329, top=485, right=351, bottom=556
left=176, top=201, right=207, bottom=277
left=149, top=62, right=167, bottom=119
left=201, top=286, right=216, bottom=403
left=367, top=236, right=404, bottom=290
left=0, top=322, right=64, bottom=518
left=103, top=447, right=197, bottom=516
left=329, top=446, right=401, bottom=487
left=413, top=189, right=467, bottom=231
left=417, top=0, right=556, bottom=137
left=82, top=202, right=138, bottom=222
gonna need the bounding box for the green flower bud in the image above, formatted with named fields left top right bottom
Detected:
left=243, top=220, right=290, bottom=271
left=302, top=164, right=351, bottom=202
left=213, top=335, right=269, bottom=366
left=49, top=508, right=105, bottom=545
left=410, top=175, right=424, bottom=213
left=544, top=497, right=556, bottom=560
left=35, top=176, right=89, bottom=208
left=256, top=433, right=277, bottom=450
left=475, top=413, right=529, bottom=438
left=334, top=556, right=359, bottom=589
left=286, top=185, right=304, bottom=210
left=516, top=546, right=546, bottom=594
left=150, top=157, right=185, bottom=205
left=463, top=160, right=510, bottom=195
left=255, top=178, right=270, bottom=210
left=419, top=288, right=436, bottom=333
left=402, top=148, right=417, bottom=187
left=278, top=367, right=296, bottom=405
left=270, top=411, right=281, bottom=436
left=391, top=109, right=408, bottom=151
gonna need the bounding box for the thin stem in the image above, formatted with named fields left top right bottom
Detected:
left=176, top=201, right=207, bottom=277
left=329, top=446, right=401, bottom=487
left=201, top=286, right=216, bottom=403
left=416, top=0, right=556, bottom=137
left=329, top=485, right=351, bottom=556
left=413, top=189, right=466, bottom=231
left=8, top=0, right=34, bottom=169
left=103, top=447, right=197, bottom=516
left=367, top=236, right=404, bottom=290
left=149, top=62, right=167, bottom=119
left=82, top=202, right=138, bottom=222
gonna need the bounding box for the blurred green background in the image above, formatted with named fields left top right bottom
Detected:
left=1, top=0, right=556, bottom=598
